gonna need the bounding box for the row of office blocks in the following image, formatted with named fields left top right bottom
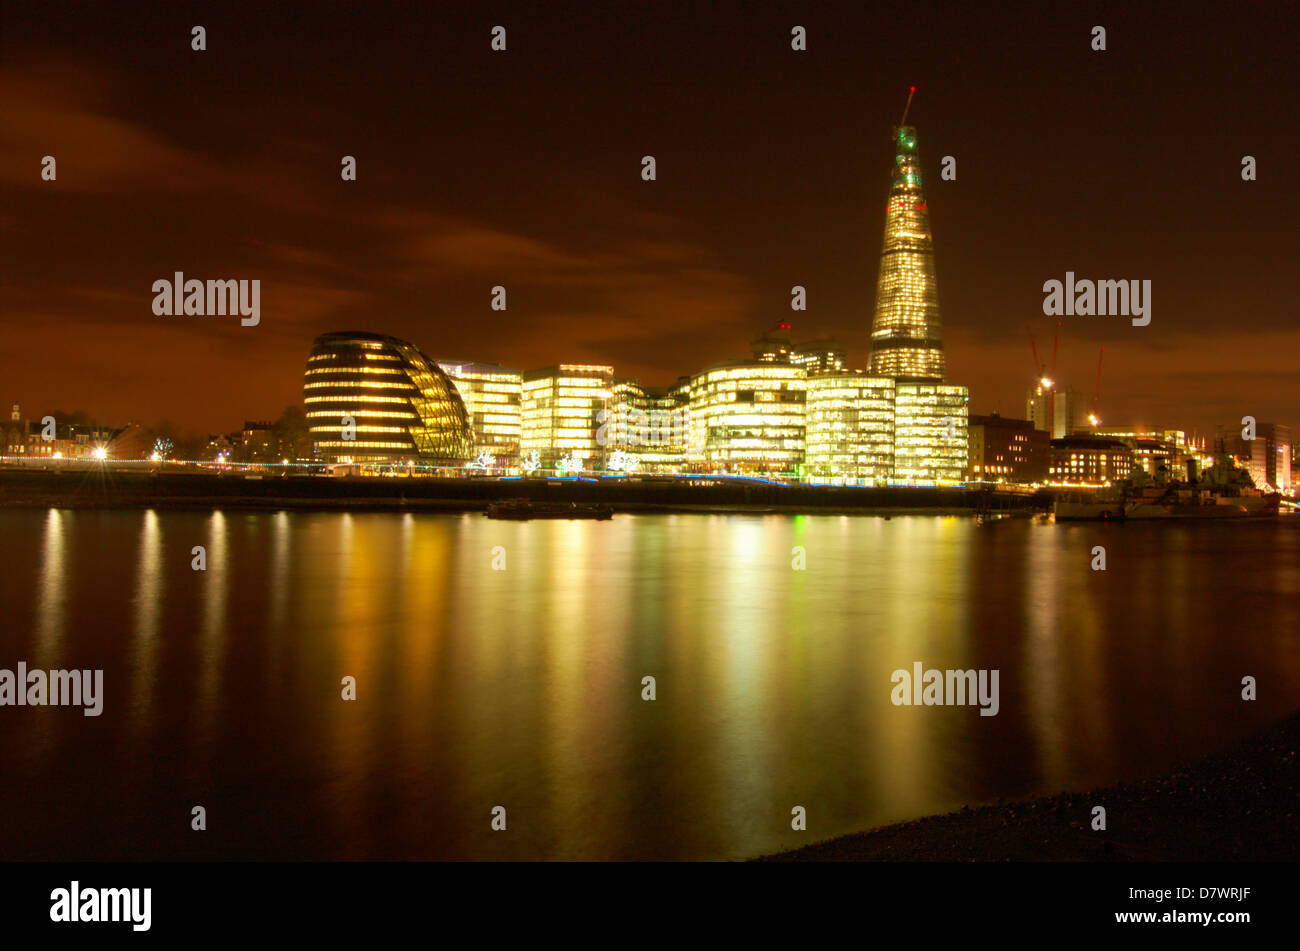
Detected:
left=303, top=331, right=969, bottom=484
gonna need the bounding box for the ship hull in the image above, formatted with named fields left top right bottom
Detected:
left=1053, top=501, right=1124, bottom=521
left=1054, top=493, right=1279, bottom=521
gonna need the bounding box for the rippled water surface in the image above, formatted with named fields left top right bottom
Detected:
left=1, top=508, right=1297, bottom=859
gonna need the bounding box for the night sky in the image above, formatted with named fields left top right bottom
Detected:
left=2, top=1, right=1296, bottom=439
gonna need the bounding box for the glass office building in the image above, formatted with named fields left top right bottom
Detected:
left=638, top=382, right=690, bottom=473
left=687, top=362, right=805, bottom=475
left=893, top=383, right=969, bottom=484
left=437, top=360, right=523, bottom=465
left=599, top=378, right=688, bottom=473
left=600, top=379, right=650, bottom=454
left=805, top=372, right=896, bottom=484
left=520, top=364, right=614, bottom=472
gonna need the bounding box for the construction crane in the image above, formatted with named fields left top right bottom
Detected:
left=1026, top=325, right=1044, bottom=384
left=1088, top=347, right=1105, bottom=427
left=1026, top=321, right=1060, bottom=390
left=1051, top=321, right=1060, bottom=384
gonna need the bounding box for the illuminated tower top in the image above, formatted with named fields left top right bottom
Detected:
left=867, top=102, right=945, bottom=382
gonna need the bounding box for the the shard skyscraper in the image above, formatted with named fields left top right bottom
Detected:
left=867, top=120, right=946, bottom=381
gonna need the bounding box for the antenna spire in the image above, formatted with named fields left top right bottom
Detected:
left=899, top=85, right=916, bottom=126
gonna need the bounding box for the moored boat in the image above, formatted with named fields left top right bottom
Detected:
left=485, top=499, right=613, bottom=520
left=1054, top=482, right=1280, bottom=521
left=1052, top=496, right=1125, bottom=521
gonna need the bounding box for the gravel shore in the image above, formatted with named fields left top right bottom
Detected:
left=758, top=710, right=1300, bottom=861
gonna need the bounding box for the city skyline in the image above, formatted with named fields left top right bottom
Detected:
left=2, top=2, right=1296, bottom=440
left=1, top=2, right=1297, bottom=906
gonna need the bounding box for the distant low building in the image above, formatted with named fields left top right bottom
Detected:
left=229, top=420, right=276, bottom=462
left=1048, top=435, right=1133, bottom=485
left=791, top=338, right=847, bottom=375
left=205, top=433, right=234, bottom=461
left=2, top=404, right=26, bottom=456
left=750, top=322, right=795, bottom=364
left=4, top=405, right=118, bottom=459
left=1217, top=422, right=1292, bottom=493
left=107, top=423, right=153, bottom=460
left=1093, top=428, right=1192, bottom=481
left=748, top=322, right=846, bottom=375
left=967, top=414, right=1048, bottom=483
left=1027, top=384, right=1083, bottom=438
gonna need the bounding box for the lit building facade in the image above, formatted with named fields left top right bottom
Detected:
left=1047, top=435, right=1134, bottom=485
left=2, top=404, right=26, bottom=456
left=750, top=323, right=846, bottom=375
left=2, top=405, right=117, bottom=460
left=304, top=332, right=473, bottom=464
left=1130, top=437, right=1178, bottom=480
left=1218, top=422, right=1293, bottom=493
left=893, top=384, right=969, bottom=484
left=1095, top=429, right=1202, bottom=481
left=792, top=338, right=847, bottom=375
left=21, top=424, right=114, bottom=460
left=687, top=362, right=805, bottom=475
left=599, top=381, right=688, bottom=474
left=599, top=379, right=649, bottom=450
left=805, top=372, right=895, bottom=484
left=520, top=364, right=613, bottom=471
left=867, top=124, right=945, bottom=381
left=1272, top=425, right=1295, bottom=493
left=967, top=414, right=1049, bottom=483
left=751, top=322, right=795, bottom=363
left=437, top=360, right=522, bottom=464
left=639, top=382, right=690, bottom=473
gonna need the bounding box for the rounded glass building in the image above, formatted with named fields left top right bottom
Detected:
left=303, top=332, right=473, bottom=464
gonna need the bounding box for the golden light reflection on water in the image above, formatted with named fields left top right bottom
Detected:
left=35, top=508, right=66, bottom=667
left=399, top=511, right=447, bottom=709
left=3, top=510, right=1298, bottom=860
left=197, top=510, right=228, bottom=738
left=717, top=516, right=776, bottom=828
left=1025, top=525, right=1067, bottom=781
left=268, top=511, right=291, bottom=663
left=130, top=509, right=162, bottom=729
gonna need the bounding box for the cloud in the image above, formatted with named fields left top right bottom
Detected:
left=0, top=55, right=764, bottom=419
left=0, top=59, right=222, bottom=193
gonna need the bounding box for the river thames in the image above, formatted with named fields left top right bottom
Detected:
left=1, top=508, right=1297, bottom=860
